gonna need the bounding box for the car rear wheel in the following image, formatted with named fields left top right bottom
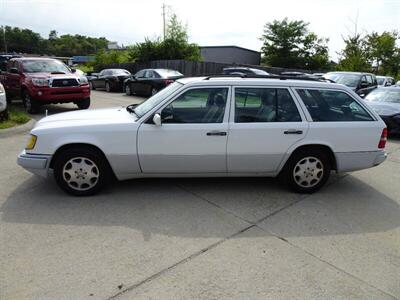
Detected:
left=22, top=90, right=40, bottom=114
left=76, top=98, right=90, bottom=109
left=281, top=149, right=331, bottom=193
left=105, top=82, right=111, bottom=92
left=53, top=147, right=109, bottom=196
left=125, top=84, right=132, bottom=95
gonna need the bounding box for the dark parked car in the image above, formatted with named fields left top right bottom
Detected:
left=222, top=67, right=269, bottom=76
left=324, top=72, right=377, bottom=97
left=124, top=69, right=183, bottom=96
left=89, top=69, right=131, bottom=92
left=365, top=87, right=400, bottom=135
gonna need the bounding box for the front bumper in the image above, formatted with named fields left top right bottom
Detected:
left=30, top=85, right=90, bottom=103
left=17, top=151, right=52, bottom=178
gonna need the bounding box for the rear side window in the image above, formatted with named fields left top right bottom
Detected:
left=296, top=89, right=374, bottom=122
left=235, top=88, right=301, bottom=123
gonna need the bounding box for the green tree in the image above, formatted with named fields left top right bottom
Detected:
left=260, top=18, right=330, bottom=70
left=337, top=34, right=370, bottom=72
left=364, top=31, right=400, bottom=76
left=165, top=13, right=188, bottom=43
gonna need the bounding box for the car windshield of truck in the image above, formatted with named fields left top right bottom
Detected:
left=324, top=73, right=360, bottom=88
left=365, top=89, right=400, bottom=103
left=130, top=81, right=183, bottom=117
left=22, top=60, right=71, bottom=74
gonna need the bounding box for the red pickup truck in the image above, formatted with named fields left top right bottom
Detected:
left=0, top=57, right=90, bottom=113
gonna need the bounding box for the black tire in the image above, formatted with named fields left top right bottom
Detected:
left=53, top=147, right=110, bottom=196
left=77, top=98, right=90, bottom=109
left=22, top=90, right=40, bottom=114
left=105, top=81, right=111, bottom=92
left=89, top=81, right=96, bottom=90
left=281, top=148, right=331, bottom=193
left=150, top=87, right=158, bottom=96
left=125, top=83, right=132, bottom=95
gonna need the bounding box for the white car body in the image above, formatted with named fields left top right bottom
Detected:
left=17, top=77, right=387, bottom=192
left=0, top=83, right=7, bottom=113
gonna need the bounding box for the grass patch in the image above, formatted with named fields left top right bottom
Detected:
left=0, top=107, right=31, bottom=130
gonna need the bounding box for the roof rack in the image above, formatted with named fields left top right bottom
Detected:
left=203, top=74, right=334, bottom=83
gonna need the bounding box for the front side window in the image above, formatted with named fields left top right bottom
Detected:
left=235, top=88, right=301, bottom=123
left=296, top=89, right=374, bottom=122
left=161, top=88, right=228, bottom=123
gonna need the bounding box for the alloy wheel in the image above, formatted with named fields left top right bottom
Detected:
left=293, top=156, right=324, bottom=188
left=62, top=157, right=100, bottom=191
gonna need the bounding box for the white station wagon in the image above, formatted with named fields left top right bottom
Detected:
left=17, top=76, right=387, bottom=196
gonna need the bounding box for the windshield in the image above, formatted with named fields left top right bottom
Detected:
left=324, top=73, right=361, bottom=88
left=133, top=81, right=183, bottom=117
left=22, top=60, right=71, bottom=73
left=376, top=77, right=385, bottom=85
left=156, top=69, right=183, bottom=77
left=252, top=69, right=269, bottom=75
left=365, top=89, right=400, bottom=103
left=112, top=69, right=130, bottom=75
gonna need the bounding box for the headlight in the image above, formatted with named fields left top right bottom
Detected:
left=32, top=78, right=49, bottom=87
left=79, top=76, right=88, bottom=85
left=0, top=84, right=5, bottom=94
left=26, top=135, right=37, bottom=150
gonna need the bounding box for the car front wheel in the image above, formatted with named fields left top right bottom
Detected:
left=105, top=82, right=111, bottom=92
left=53, top=147, right=110, bottom=196
left=76, top=98, right=90, bottom=109
left=282, top=149, right=331, bottom=193
left=125, top=84, right=132, bottom=95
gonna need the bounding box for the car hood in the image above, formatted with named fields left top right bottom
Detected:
left=26, top=72, right=79, bottom=79
left=33, top=107, right=138, bottom=131
left=366, top=101, right=400, bottom=116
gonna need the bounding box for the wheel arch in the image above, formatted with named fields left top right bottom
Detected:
left=279, top=143, right=337, bottom=174
left=49, top=143, right=117, bottom=178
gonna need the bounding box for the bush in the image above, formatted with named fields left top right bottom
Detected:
left=0, top=107, right=30, bottom=129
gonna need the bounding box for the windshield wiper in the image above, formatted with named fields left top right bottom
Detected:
left=51, top=71, right=66, bottom=74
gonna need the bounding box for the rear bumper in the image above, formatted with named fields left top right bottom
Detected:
left=17, top=151, right=52, bottom=178
left=335, top=150, right=387, bottom=172
left=30, top=85, right=90, bottom=103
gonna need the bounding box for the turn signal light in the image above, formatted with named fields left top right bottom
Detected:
left=26, top=135, right=37, bottom=150
left=378, top=128, right=387, bottom=149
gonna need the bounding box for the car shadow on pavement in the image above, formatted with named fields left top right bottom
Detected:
left=1, top=174, right=399, bottom=239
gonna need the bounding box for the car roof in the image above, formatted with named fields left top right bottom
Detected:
left=177, top=77, right=347, bottom=89
left=326, top=71, right=374, bottom=76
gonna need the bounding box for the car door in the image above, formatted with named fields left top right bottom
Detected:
left=227, top=86, right=308, bottom=173
left=142, top=70, right=155, bottom=95
left=98, top=70, right=108, bottom=88
left=137, top=86, right=230, bottom=173
left=132, top=70, right=146, bottom=95
left=6, top=60, right=22, bottom=97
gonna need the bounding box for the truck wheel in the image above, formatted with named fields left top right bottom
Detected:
left=77, top=98, right=90, bottom=109
left=22, top=91, right=40, bottom=114
left=53, top=147, right=109, bottom=196
left=281, top=149, right=331, bottom=193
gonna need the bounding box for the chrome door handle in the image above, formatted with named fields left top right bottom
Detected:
left=207, top=131, right=227, bottom=136
left=284, top=129, right=303, bottom=134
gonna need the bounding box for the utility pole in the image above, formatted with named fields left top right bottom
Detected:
left=162, top=3, right=166, bottom=40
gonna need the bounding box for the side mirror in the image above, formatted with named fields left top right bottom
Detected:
left=10, top=67, right=19, bottom=74
left=153, top=113, right=162, bottom=126
left=71, top=68, right=76, bottom=73
left=360, top=81, right=369, bottom=88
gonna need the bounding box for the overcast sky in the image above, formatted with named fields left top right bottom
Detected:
left=1, top=0, right=399, bottom=61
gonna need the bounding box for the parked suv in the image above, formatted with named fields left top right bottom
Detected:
left=17, top=76, right=387, bottom=196
left=0, top=57, right=90, bottom=113
left=324, top=71, right=377, bottom=97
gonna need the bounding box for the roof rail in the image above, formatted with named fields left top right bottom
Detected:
left=203, top=74, right=334, bottom=83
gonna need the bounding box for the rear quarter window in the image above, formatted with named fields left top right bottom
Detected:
left=296, top=89, right=374, bottom=122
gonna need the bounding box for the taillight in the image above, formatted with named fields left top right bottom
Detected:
left=163, top=79, right=174, bottom=85
left=378, top=128, right=387, bottom=149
